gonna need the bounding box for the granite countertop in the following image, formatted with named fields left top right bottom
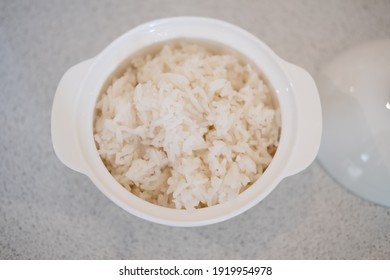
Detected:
left=1, top=0, right=389, bottom=259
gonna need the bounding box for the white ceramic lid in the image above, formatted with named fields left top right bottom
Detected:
left=317, top=39, right=390, bottom=207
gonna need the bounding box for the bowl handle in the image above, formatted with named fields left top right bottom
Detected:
left=51, top=59, right=94, bottom=174
left=280, top=61, right=322, bottom=177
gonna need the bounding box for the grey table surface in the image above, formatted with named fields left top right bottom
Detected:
left=1, top=0, right=390, bottom=259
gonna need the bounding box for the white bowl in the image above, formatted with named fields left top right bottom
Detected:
left=51, top=17, right=322, bottom=226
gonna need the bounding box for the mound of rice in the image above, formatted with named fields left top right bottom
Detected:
left=94, top=41, right=280, bottom=210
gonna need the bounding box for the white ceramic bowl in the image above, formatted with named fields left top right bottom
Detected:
left=51, top=17, right=321, bottom=226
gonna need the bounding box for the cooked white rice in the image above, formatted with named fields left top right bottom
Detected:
left=94, top=40, right=281, bottom=210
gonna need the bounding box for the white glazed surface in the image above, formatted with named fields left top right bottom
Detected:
left=317, top=39, right=390, bottom=207
left=52, top=17, right=321, bottom=226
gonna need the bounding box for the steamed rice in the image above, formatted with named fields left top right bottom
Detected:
left=94, top=40, right=281, bottom=210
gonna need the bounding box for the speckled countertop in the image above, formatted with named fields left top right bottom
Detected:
left=1, top=0, right=390, bottom=259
